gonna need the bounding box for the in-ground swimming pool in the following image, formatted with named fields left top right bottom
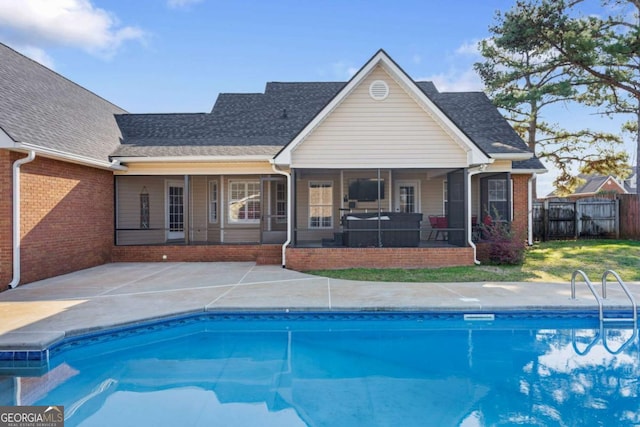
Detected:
left=1, top=312, right=638, bottom=427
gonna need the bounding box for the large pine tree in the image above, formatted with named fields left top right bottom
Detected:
left=476, top=0, right=638, bottom=195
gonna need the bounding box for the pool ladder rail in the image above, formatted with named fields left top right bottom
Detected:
left=570, top=269, right=638, bottom=354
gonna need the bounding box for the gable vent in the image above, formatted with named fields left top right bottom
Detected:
left=369, top=80, right=389, bottom=100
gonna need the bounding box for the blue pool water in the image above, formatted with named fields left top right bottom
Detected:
left=1, top=312, right=639, bottom=427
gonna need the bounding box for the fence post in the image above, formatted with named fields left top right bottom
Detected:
left=543, top=199, right=549, bottom=242
left=573, top=199, right=582, bottom=240
left=615, top=198, right=620, bottom=239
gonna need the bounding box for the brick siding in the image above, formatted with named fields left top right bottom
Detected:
left=285, top=246, right=475, bottom=271
left=112, top=244, right=282, bottom=264
left=1, top=155, right=115, bottom=289
left=512, top=174, right=531, bottom=239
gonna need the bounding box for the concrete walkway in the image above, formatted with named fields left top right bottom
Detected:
left=1, top=262, right=638, bottom=352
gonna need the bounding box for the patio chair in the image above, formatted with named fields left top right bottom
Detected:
left=428, top=215, right=439, bottom=240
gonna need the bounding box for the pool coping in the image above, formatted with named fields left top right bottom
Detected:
left=1, top=262, right=639, bottom=371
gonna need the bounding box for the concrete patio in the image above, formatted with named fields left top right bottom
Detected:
left=1, top=262, right=638, bottom=353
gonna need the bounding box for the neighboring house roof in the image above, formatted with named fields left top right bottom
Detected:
left=556, top=174, right=627, bottom=198
left=573, top=174, right=625, bottom=196
left=0, top=43, right=127, bottom=163
left=624, top=166, right=638, bottom=194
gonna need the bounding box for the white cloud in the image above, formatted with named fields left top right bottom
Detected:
left=419, top=68, right=483, bottom=92
left=15, top=45, right=55, bottom=69
left=455, top=39, right=482, bottom=56
left=0, top=0, right=145, bottom=58
left=167, top=0, right=204, bottom=9
left=328, top=61, right=358, bottom=79
left=412, top=53, right=422, bottom=64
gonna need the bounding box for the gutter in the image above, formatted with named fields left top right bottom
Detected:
left=528, top=174, right=536, bottom=245
left=13, top=142, right=127, bottom=171
left=271, top=162, right=292, bottom=268
left=114, top=155, right=272, bottom=163
left=9, top=151, right=36, bottom=289
left=490, top=152, right=534, bottom=161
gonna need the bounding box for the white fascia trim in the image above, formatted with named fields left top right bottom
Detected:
left=273, top=50, right=491, bottom=166
left=490, top=152, right=533, bottom=160
left=12, top=142, right=127, bottom=171
left=116, top=155, right=272, bottom=163
left=511, top=168, right=548, bottom=174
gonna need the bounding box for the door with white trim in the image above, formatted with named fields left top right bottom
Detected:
left=395, top=180, right=420, bottom=213
left=166, top=180, right=185, bottom=240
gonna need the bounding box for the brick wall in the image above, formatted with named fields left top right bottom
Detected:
left=112, top=244, right=282, bottom=264
left=0, top=151, right=12, bottom=288
left=285, top=246, right=475, bottom=271
left=5, top=156, right=115, bottom=287
left=512, top=174, right=531, bottom=239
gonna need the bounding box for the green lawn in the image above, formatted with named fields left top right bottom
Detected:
left=306, top=240, right=640, bottom=283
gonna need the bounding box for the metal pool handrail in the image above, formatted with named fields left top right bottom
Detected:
left=570, top=270, right=638, bottom=356
left=601, top=269, right=637, bottom=325
left=571, top=270, right=604, bottom=322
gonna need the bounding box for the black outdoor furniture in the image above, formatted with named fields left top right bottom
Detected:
left=342, top=212, right=423, bottom=247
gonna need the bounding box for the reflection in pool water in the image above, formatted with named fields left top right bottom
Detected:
left=2, top=314, right=639, bottom=427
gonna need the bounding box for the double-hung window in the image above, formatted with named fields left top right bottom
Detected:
left=309, top=181, right=333, bottom=228
left=229, top=180, right=260, bottom=223
left=488, top=179, right=508, bottom=221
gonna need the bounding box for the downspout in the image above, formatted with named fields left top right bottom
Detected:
left=528, top=174, right=535, bottom=246
left=9, top=151, right=36, bottom=289
left=467, top=165, right=486, bottom=265
left=271, top=163, right=291, bottom=268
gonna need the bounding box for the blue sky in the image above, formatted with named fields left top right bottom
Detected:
left=0, top=0, right=634, bottom=195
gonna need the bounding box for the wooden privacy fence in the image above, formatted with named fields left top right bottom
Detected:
left=533, top=198, right=619, bottom=241
left=618, top=194, right=640, bottom=239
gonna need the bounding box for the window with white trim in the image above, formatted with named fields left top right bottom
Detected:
left=309, top=181, right=333, bottom=228
left=228, top=180, right=260, bottom=223
left=208, top=180, right=218, bottom=223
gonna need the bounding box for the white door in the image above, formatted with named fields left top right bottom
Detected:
left=166, top=180, right=185, bottom=240
left=395, top=181, right=420, bottom=213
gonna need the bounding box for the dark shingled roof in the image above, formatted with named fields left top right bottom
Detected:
left=418, top=86, right=532, bottom=156
left=113, top=82, right=346, bottom=157
left=513, top=157, right=546, bottom=171
left=0, top=43, right=126, bottom=162
left=114, top=79, right=542, bottom=168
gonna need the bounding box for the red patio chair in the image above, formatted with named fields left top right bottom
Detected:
left=428, top=215, right=439, bottom=240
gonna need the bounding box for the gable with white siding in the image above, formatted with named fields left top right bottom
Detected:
left=290, top=65, right=474, bottom=169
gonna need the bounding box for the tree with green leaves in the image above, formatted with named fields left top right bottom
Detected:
left=476, top=0, right=638, bottom=195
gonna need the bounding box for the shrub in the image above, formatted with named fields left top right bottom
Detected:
left=480, top=215, right=527, bottom=265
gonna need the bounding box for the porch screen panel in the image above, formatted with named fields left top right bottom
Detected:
left=447, top=169, right=466, bottom=247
